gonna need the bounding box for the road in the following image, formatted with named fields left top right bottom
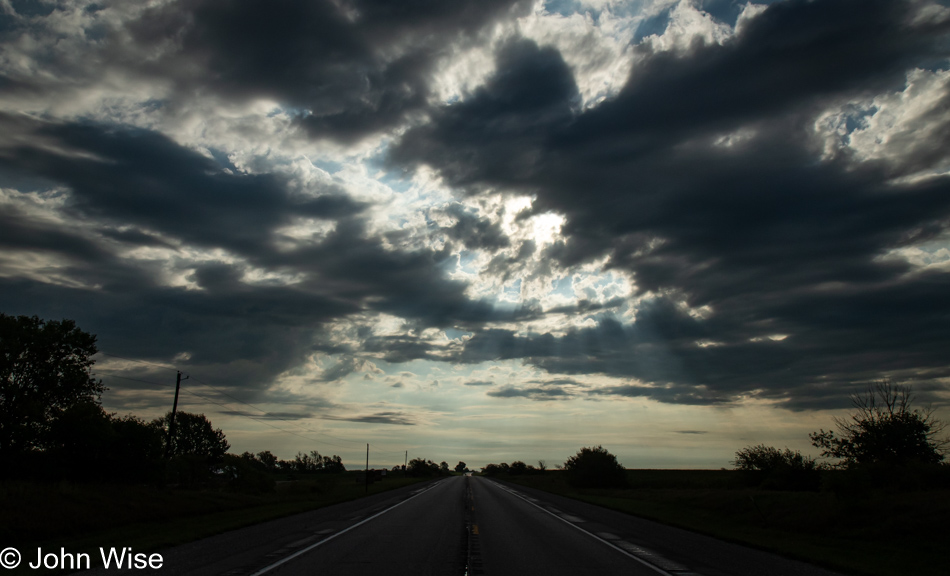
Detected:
left=82, top=476, right=843, bottom=576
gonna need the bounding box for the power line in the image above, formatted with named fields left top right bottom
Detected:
left=95, top=352, right=179, bottom=373
left=95, top=370, right=174, bottom=388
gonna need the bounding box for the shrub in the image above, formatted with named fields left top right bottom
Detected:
left=563, top=446, right=627, bottom=488
left=732, top=444, right=822, bottom=491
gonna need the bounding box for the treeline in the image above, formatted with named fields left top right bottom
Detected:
left=732, top=381, right=949, bottom=492
left=482, top=447, right=628, bottom=489
left=405, top=458, right=450, bottom=476
left=0, top=313, right=346, bottom=492
left=481, top=460, right=546, bottom=476
left=237, top=449, right=345, bottom=474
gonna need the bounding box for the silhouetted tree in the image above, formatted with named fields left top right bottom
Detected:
left=152, top=411, right=229, bottom=459
left=509, top=460, right=528, bottom=475
left=455, top=461, right=467, bottom=473
left=256, top=450, right=278, bottom=471
left=810, top=381, right=947, bottom=469
left=322, top=454, right=346, bottom=473
left=563, top=446, right=628, bottom=488
left=732, top=444, right=822, bottom=491
left=408, top=457, right=439, bottom=476
left=0, top=314, right=103, bottom=457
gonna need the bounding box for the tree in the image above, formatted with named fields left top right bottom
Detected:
left=407, top=457, right=439, bottom=476
left=321, top=454, right=345, bottom=473
left=509, top=460, right=528, bottom=475
left=0, top=314, right=104, bottom=455
left=810, top=381, right=947, bottom=469
left=256, top=450, right=278, bottom=471
left=732, top=444, right=822, bottom=491
left=152, top=411, right=229, bottom=459
left=454, top=461, right=467, bottom=473
left=563, top=446, right=628, bottom=488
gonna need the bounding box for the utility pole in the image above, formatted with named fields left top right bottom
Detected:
left=404, top=450, right=408, bottom=476
left=365, top=443, right=369, bottom=493
left=165, top=370, right=188, bottom=459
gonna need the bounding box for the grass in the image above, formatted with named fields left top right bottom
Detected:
left=498, top=470, right=949, bottom=576
left=0, top=472, right=430, bottom=573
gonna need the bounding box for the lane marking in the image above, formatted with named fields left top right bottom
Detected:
left=247, top=479, right=448, bottom=576
left=485, top=480, right=678, bottom=576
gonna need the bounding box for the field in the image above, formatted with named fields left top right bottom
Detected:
left=0, top=472, right=429, bottom=567
left=500, top=469, right=949, bottom=576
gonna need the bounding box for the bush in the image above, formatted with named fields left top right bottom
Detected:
left=732, top=444, right=822, bottom=491
left=563, top=446, right=627, bottom=488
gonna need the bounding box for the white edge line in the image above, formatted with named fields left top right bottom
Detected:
left=484, top=479, right=675, bottom=576
left=247, top=479, right=446, bottom=576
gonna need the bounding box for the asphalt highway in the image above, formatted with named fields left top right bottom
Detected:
left=81, top=475, right=844, bottom=576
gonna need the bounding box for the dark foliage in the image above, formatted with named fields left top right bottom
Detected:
left=152, top=411, right=230, bottom=460
left=810, top=381, right=947, bottom=470
left=407, top=457, right=441, bottom=476
left=732, top=444, right=822, bottom=491
left=563, top=446, right=627, bottom=488
left=0, top=314, right=103, bottom=457
left=279, top=450, right=346, bottom=473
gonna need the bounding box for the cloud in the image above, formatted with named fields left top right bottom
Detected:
left=487, top=384, right=573, bottom=401
left=391, top=0, right=950, bottom=408
left=115, top=0, right=532, bottom=143
left=2, top=0, right=950, bottom=423
left=324, top=411, right=417, bottom=426
left=463, top=380, right=494, bottom=387
left=220, top=410, right=313, bottom=421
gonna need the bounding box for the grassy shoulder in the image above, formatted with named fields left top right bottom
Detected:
left=1, top=472, right=431, bottom=565
left=497, top=469, right=948, bottom=576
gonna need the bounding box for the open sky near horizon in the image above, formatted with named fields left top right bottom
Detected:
left=2, top=0, right=950, bottom=470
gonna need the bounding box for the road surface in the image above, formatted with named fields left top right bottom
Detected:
left=81, top=475, right=842, bottom=576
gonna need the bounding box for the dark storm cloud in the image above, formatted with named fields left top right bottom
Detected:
left=390, top=38, right=580, bottom=192
left=394, top=0, right=950, bottom=408
left=362, top=336, right=436, bottom=363
left=0, top=116, right=364, bottom=256
left=0, top=113, right=522, bottom=402
left=439, top=203, right=511, bottom=252
left=123, top=0, right=531, bottom=142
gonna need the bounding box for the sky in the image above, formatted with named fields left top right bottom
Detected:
left=2, top=0, right=950, bottom=470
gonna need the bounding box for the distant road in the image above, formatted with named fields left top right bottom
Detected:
left=83, top=476, right=843, bottom=576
